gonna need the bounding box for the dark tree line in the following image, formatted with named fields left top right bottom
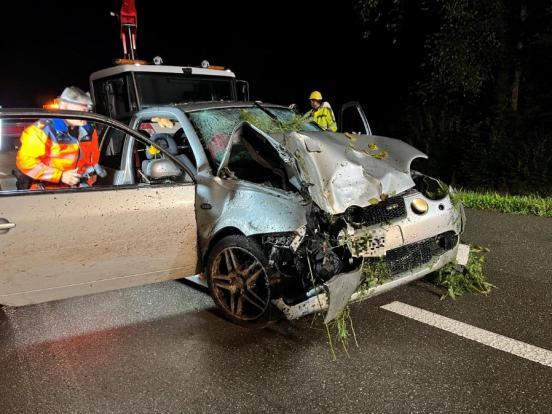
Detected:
left=357, top=0, right=552, bottom=195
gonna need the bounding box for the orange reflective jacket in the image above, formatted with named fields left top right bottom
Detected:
left=16, top=119, right=99, bottom=189
left=76, top=128, right=100, bottom=186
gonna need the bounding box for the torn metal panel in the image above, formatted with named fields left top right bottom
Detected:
left=195, top=176, right=308, bottom=255
left=290, top=225, right=307, bottom=251
left=456, top=243, right=470, bottom=266
left=269, top=131, right=428, bottom=215
left=304, top=138, right=322, bottom=153
left=323, top=269, right=363, bottom=323
left=274, top=245, right=460, bottom=321
left=217, top=121, right=294, bottom=178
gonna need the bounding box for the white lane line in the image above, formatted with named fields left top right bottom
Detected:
left=381, top=301, right=552, bottom=368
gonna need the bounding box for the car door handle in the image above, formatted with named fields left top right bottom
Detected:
left=0, top=222, right=16, bottom=231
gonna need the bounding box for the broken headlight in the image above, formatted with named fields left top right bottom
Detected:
left=413, top=173, right=449, bottom=200
left=311, top=248, right=343, bottom=281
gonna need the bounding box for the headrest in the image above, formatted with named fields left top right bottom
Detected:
left=147, top=133, right=178, bottom=159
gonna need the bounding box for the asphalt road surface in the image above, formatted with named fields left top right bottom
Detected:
left=1, top=209, right=551, bottom=413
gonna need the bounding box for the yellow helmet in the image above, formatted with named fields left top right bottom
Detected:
left=309, top=91, right=323, bottom=100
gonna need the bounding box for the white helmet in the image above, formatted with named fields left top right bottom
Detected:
left=59, top=86, right=93, bottom=109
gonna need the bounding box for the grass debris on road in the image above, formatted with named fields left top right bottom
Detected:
left=432, top=245, right=494, bottom=300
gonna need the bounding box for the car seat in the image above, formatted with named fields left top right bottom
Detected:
left=142, top=133, right=196, bottom=180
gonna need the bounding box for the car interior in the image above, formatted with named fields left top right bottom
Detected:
left=133, top=119, right=196, bottom=184
left=92, top=119, right=195, bottom=187
left=138, top=132, right=196, bottom=182
left=222, top=122, right=289, bottom=190
left=0, top=115, right=201, bottom=193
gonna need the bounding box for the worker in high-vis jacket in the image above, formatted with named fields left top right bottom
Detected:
left=16, top=87, right=99, bottom=190
left=304, top=91, right=337, bottom=132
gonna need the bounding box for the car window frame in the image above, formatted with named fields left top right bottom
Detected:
left=129, top=107, right=212, bottom=177
left=0, top=108, right=197, bottom=197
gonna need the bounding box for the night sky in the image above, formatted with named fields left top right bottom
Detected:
left=0, top=1, right=418, bottom=129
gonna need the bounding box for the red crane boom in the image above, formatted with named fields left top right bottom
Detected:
left=120, top=0, right=138, bottom=59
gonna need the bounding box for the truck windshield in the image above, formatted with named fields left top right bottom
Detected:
left=136, top=73, right=234, bottom=105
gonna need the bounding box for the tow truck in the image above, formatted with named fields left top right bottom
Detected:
left=89, top=0, right=249, bottom=121
left=88, top=1, right=366, bottom=131
left=90, top=61, right=249, bottom=121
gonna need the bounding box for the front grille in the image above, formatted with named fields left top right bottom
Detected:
left=345, top=196, right=407, bottom=227
left=364, top=197, right=407, bottom=226
left=381, top=231, right=458, bottom=275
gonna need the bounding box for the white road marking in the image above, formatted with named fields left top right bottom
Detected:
left=381, top=301, right=552, bottom=368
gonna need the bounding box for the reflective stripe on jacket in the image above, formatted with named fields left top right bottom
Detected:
left=16, top=119, right=98, bottom=189
left=305, top=102, right=337, bottom=132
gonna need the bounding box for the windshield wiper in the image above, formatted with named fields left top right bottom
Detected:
left=253, top=101, right=290, bottom=133
left=254, top=101, right=278, bottom=121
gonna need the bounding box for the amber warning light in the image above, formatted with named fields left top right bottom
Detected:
left=115, top=58, right=148, bottom=65
left=43, top=98, right=60, bottom=110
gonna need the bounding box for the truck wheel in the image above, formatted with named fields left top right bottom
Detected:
left=206, top=235, right=272, bottom=326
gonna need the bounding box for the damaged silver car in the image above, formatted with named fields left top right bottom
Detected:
left=183, top=102, right=467, bottom=324
left=0, top=104, right=467, bottom=325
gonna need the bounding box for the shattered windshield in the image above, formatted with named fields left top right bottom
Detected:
left=187, top=107, right=320, bottom=164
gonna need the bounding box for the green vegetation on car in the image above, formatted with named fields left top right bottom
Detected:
left=239, top=109, right=310, bottom=133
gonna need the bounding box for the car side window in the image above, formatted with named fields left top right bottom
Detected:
left=0, top=115, right=109, bottom=192
left=0, top=113, right=195, bottom=195
left=132, top=117, right=195, bottom=184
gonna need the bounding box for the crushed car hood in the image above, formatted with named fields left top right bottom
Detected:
left=270, top=131, right=428, bottom=215
left=220, top=122, right=427, bottom=216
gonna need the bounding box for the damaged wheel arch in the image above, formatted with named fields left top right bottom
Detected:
left=204, top=226, right=245, bottom=259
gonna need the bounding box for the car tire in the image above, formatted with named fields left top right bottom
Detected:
left=206, top=235, right=273, bottom=327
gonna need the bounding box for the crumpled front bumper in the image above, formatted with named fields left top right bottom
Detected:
left=273, top=243, right=467, bottom=322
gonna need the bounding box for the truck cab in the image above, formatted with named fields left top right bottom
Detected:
left=90, top=62, right=250, bottom=120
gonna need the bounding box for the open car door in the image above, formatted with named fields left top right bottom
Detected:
left=339, top=101, right=372, bottom=135
left=0, top=109, right=197, bottom=306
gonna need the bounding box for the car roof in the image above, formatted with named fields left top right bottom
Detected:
left=172, top=101, right=290, bottom=113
